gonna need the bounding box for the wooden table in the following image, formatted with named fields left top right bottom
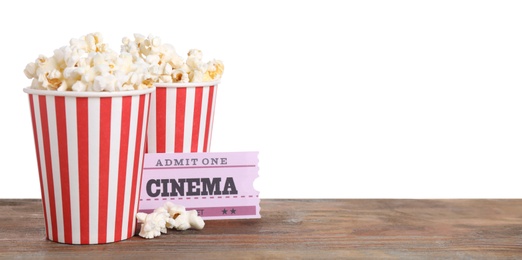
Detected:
left=1, top=199, right=521, bottom=259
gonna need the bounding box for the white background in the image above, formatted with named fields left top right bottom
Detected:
left=1, top=0, right=521, bottom=198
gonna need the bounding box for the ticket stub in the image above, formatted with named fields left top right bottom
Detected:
left=138, top=151, right=260, bottom=220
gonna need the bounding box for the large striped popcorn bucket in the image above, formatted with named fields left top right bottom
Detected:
left=147, top=81, right=219, bottom=153
left=24, top=87, right=154, bottom=244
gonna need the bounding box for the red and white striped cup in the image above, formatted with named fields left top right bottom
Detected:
left=147, top=81, right=219, bottom=153
left=24, top=87, right=154, bottom=244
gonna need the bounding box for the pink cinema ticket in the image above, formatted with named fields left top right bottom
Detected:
left=138, top=152, right=260, bottom=220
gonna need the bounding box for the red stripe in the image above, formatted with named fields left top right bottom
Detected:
left=191, top=87, right=203, bottom=152
left=98, top=97, right=112, bottom=244
left=76, top=98, right=90, bottom=244
left=29, top=95, right=49, bottom=239
left=203, top=86, right=215, bottom=152
left=115, top=96, right=132, bottom=242
left=155, top=88, right=166, bottom=153
left=38, top=95, right=58, bottom=241
left=175, top=88, right=186, bottom=152
left=55, top=97, right=72, bottom=244
left=127, top=94, right=146, bottom=238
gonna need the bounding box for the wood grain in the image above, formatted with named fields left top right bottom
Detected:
left=1, top=199, right=521, bottom=259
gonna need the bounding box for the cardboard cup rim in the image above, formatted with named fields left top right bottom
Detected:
left=154, top=80, right=220, bottom=88
left=23, top=86, right=156, bottom=97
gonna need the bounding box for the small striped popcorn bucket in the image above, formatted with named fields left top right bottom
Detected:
left=24, top=87, right=154, bottom=244
left=147, top=81, right=219, bottom=153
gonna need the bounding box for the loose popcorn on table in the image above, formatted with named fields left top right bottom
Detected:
left=136, top=202, right=205, bottom=239
left=24, top=32, right=224, bottom=92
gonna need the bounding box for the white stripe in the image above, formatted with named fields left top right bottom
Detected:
left=65, top=96, right=80, bottom=244
left=46, top=96, right=64, bottom=243
left=183, top=87, right=195, bottom=152
left=107, top=96, right=122, bottom=243
left=198, top=87, right=210, bottom=152
left=88, top=97, right=100, bottom=244
left=33, top=95, right=53, bottom=240
left=121, top=95, right=139, bottom=239
left=132, top=94, right=150, bottom=235
left=165, top=87, right=177, bottom=153
left=207, top=86, right=218, bottom=151
left=147, top=91, right=157, bottom=153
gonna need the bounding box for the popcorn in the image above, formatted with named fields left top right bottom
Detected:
left=25, top=32, right=224, bottom=92
left=204, top=59, right=225, bottom=81
left=172, top=69, right=189, bottom=83
left=136, top=210, right=171, bottom=239
left=186, top=210, right=206, bottom=230
left=23, top=62, right=37, bottom=79
left=121, top=34, right=224, bottom=83
left=24, top=33, right=126, bottom=92
left=164, top=202, right=186, bottom=217
left=136, top=202, right=205, bottom=239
